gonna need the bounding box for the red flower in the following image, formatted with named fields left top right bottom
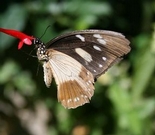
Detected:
left=0, top=28, right=35, bottom=49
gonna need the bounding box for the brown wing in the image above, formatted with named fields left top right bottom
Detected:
left=45, top=49, right=95, bottom=109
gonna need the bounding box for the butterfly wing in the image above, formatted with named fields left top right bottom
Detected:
left=44, top=49, right=94, bottom=109
left=46, top=30, right=131, bottom=78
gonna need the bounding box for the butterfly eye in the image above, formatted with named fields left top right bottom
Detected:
left=36, top=30, right=131, bottom=109
left=34, top=38, right=40, bottom=44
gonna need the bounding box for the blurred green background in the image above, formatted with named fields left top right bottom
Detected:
left=0, top=0, right=155, bottom=135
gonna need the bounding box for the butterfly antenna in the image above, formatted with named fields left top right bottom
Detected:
left=39, top=25, right=51, bottom=39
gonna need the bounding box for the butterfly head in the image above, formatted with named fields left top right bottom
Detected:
left=33, top=38, right=44, bottom=47
left=33, top=38, right=48, bottom=62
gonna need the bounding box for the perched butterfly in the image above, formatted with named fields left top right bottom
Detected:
left=0, top=28, right=131, bottom=109
left=34, top=30, right=130, bottom=109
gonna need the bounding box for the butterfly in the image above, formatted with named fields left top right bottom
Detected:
left=33, top=30, right=131, bottom=109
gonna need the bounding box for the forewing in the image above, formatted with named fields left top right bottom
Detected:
left=45, top=49, right=95, bottom=109
left=46, top=30, right=131, bottom=78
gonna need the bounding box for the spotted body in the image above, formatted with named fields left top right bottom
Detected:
left=34, top=30, right=130, bottom=109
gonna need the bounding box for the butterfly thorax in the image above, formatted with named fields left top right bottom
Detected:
left=34, top=38, right=49, bottom=62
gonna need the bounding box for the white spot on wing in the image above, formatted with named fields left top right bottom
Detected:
left=87, top=71, right=90, bottom=75
left=93, top=70, right=96, bottom=72
left=99, top=64, right=103, bottom=68
left=93, top=34, right=102, bottom=39
left=76, top=35, right=85, bottom=42
left=86, top=80, right=92, bottom=86
left=93, top=45, right=102, bottom=51
left=88, top=80, right=92, bottom=83
left=84, top=95, right=88, bottom=98
left=74, top=97, right=80, bottom=102
left=75, top=48, right=93, bottom=62
left=67, top=99, right=72, bottom=103
left=86, top=82, right=90, bottom=85
left=97, top=39, right=106, bottom=45
left=102, top=57, right=107, bottom=61
left=77, top=97, right=80, bottom=101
